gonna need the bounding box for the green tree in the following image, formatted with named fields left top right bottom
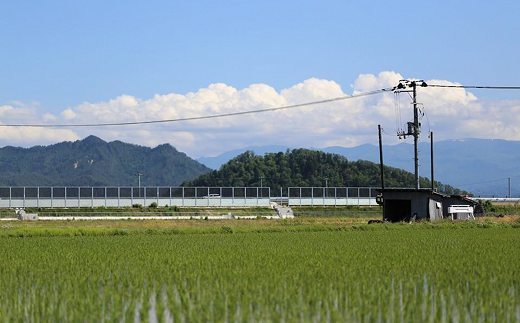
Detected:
left=185, top=149, right=468, bottom=195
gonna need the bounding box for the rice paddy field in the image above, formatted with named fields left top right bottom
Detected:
left=0, top=219, right=519, bottom=322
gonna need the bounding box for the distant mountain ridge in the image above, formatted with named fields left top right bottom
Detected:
left=197, top=139, right=520, bottom=197
left=2, top=136, right=517, bottom=196
left=0, top=135, right=211, bottom=186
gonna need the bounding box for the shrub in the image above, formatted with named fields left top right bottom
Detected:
left=480, top=199, right=496, bottom=212
left=221, top=226, right=233, bottom=234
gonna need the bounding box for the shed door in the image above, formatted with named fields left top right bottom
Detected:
left=385, top=199, right=411, bottom=222
left=429, top=199, right=443, bottom=221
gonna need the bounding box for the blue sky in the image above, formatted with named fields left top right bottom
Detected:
left=0, top=0, right=519, bottom=157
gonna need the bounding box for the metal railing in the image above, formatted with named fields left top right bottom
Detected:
left=287, top=187, right=379, bottom=206
left=0, top=187, right=271, bottom=208
left=0, top=186, right=382, bottom=208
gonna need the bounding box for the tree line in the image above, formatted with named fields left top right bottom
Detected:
left=185, top=149, right=468, bottom=195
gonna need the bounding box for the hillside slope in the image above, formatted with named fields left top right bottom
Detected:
left=0, top=136, right=211, bottom=186
left=187, top=149, right=466, bottom=195
left=197, top=139, right=520, bottom=196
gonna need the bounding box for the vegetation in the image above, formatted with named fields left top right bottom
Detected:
left=0, top=206, right=275, bottom=218
left=1, top=216, right=519, bottom=234
left=0, top=135, right=210, bottom=186
left=477, top=200, right=520, bottom=215
left=292, top=206, right=382, bottom=218
left=186, top=149, right=468, bottom=195
left=0, top=222, right=518, bottom=321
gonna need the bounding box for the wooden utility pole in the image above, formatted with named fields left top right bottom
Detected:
left=412, top=81, right=420, bottom=189
left=378, top=125, right=385, bottom=190
left=430, top=132, right=434, bottom=191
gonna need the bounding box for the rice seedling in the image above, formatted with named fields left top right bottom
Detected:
left=0, top=225, right=518, bottom=321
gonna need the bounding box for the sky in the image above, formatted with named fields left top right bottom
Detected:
left=1, top=0, right=520, bottom=158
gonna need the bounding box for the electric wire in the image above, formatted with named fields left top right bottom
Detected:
left=395, top=81, right=520, bottom=139
left=427, top=84, right=520, bottom=90
left=422, top=105, right=431, bottom=135
left=393, top=93, right=399, bottom=134
left=381, top=128, right=394, bottom=137
left=451, top=176, right=516, bottom=187
left=397, top=93, right=403, bottom=132
left=0, top=87, right=394, bottom=128
left=393, top=91, right=404, bottom=134
left=448, top=172, right=520, bottom=188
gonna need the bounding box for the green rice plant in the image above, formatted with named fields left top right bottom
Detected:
left=0, top=226, right=518, bottom=321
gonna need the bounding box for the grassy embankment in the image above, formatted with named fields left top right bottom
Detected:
left=0, top=205, right=383, bottom=218
left=0, top=215, right=518, bottom=238
left=5, top=201, right=519, bottom=217
left=0, top=206, right=274, bottom=218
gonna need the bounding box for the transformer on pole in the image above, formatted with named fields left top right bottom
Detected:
left=394, top=80, right=428, bottom=190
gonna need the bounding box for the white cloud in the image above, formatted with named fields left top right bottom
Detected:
left=0, top=72, right=519, bottom=158
left=0, top=103, right=79, bottom=146
left=352, top=71, right=403, bottom=92
left=61, top=109, right=76, bottom=120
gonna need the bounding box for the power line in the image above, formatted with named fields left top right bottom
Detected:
left=380, top=127, right=394, bottom=137
left=427, top=84, right=520, bottom=90
left=451, top=173, right=520, bottom=187
left=0, top=87, right=394, bottom=128
left=452, top=177, right=509, bottom=187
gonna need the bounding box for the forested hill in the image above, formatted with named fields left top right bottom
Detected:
left=186, top=149, right=467, bottom=195
left=0, top=136, right=211, bottom=186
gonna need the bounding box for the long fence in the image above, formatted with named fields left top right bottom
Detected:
left=0, top=186, right=380, bottom=208
left=287, top=187, right=378, bottom=206
left=0, top=187, right=271, bottom=208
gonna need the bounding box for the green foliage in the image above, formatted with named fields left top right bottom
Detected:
left=220, top=226, right=233, bottom=234
left=0, top=227, right=518, bottom=321
left=480, top=199, right=496, bottom=212
left=148, top=202, right=158, bottom=209
left=168, top=205, right=180, bottom=212
left=186, top=149, right=467, bottom=195
left=476, top=200, right=520, bottom=216
left=0, top=227, right=128, bottom=237
left=0, top=135, right=210, bottom=186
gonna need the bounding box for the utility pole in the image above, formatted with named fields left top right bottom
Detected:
left=325, top=177, right=329, bottom=197
left=412, top=81, right=420, bottom=190
left=378, top=125, right=385, bottom=190
left=430, top=132, right=434, bottom=191
left=136, top=173, right=143, bottom=197
left=395, top=80, right=427, bottom=190
left=508, top=177, right=511, bottom=198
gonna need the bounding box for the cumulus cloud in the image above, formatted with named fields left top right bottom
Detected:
left=0, top=103, right=79, bottom=147
left=0, top=72, right=519, bottom=158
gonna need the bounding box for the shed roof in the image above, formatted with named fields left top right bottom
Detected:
left=378, top=188, right=479, bottom=206
left=378, top=188, right=449, bottom=197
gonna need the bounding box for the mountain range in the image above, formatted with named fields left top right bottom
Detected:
left=0, top=136, right=517, bottom=197
left=197, top=139, right=520, bottom=197
left=0, top=135, right=210, bottom=186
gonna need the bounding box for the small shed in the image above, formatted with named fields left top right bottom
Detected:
left=377, top=188, right=481, bottom=222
